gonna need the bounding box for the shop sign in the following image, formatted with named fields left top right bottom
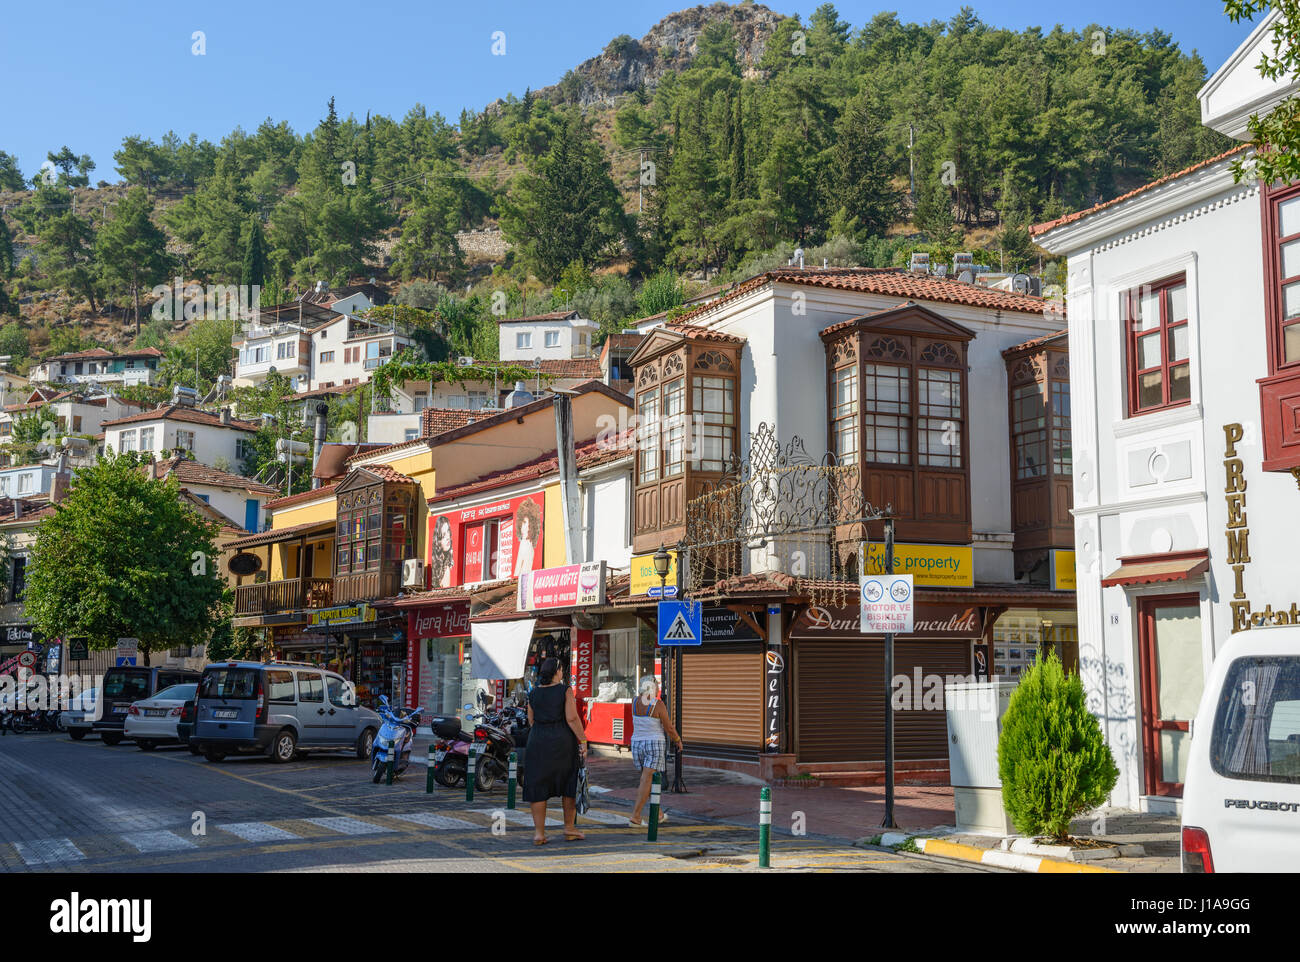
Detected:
left=428, top=492, right=545, bottom=589
left=308, top=604, right=377, bottom=628
left=517, top=561, right=607, bottom=611
left=1050, top=550, right=1076, bottom=591
left=764, top=648, right=785, bottom=753
left=702, top=607, right=761, bottom=643
left=115, top=637, right=138, bottom=667
left=3, top=624, right=41, bottom=646
left=572, top=630, right=594, bottom=701
left=630, top=550, right=678, bottom=597
left=409, top=602, right=470, bottom=640
left=860, top=543, right=974, bottom=588
left=792, top=603, right=981, bottom=639
left=860, top=575, right=914, bottom=634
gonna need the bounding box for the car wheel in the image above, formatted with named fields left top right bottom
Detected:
left=204, top=750, right=226, bottom=762
left=356, top=727, right=375, bottom=760
left=137, top=740, right=157, bottom=751
left=101, top=732, right=122, bottom=746
left=68, top=729, right=87, bottom=741
left=270, top=729, right=297, bottom=763
left=188, top=745, right=200, bottom=756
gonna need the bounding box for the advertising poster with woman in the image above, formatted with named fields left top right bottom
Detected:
left=427, top=492, right=546, bottom=587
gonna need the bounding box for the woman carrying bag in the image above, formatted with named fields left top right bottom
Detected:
left=524, top=657, right=588, bottom=845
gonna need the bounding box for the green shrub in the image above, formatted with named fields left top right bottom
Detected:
left=997, top=652, right=1118, bottom=841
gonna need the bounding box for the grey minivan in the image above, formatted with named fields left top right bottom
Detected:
left=191, top=661, right=381, bottom=763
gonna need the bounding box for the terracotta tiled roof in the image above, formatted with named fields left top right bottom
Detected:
left=420, top=408, right=490, bottom=438
left=147, top=455, right=279, bottom=494
left=429, top=428, right=634, bottom=504
left=3, top=389, right=78, bottom=412
left=0, top=497, right=58, bottom=525
left=379, top=586, right=474, bottom=609
left=495, top=310, right=580, bottom=325
left=224, top=519, right=335, bottom=549
left=356, top=464, right=416, bottom=485
left=263, top=481, right=338, bottom=511
left=1002, top=329, right=1069, bottom=357
left=39, top=347, right=163, bottom=361
left=101, top=405, right=261, bottom=432
left=1031, top=145, right=1250, bottom=237
left=671, top=268, right=1060, bottom=326
left=536, top=358, right=601, bottom=379
left=660, top=323, right=746, bottom=343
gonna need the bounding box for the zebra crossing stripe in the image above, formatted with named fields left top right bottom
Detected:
left=387, top=812, right=481, bottom=831
left=481, top=808, right=562, bottom=827
left=303, top=816, right=394, bottom=835
left=573, top=809, right=636, bottom=825
left=218, top=822, right=301, bottom=843
left=120, top=830, right=197, bottom=853
left=14, top=838, right=85, bottom=866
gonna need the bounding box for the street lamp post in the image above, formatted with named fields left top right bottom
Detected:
left=653, top=543, right=687, bottom=794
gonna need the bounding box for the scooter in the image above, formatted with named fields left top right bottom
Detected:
left=429, top=712, right=476, bottom=788
left=468, top=712, right=522, bottom=792
left=370, top=696, right=424, bottom=784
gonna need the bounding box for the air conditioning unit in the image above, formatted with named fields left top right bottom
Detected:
left=457, top=356, right=475, bottom=368
left=402, top=558, right=424, bottom=587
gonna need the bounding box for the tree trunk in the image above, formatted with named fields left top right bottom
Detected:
left=133, top=282, right=141, bottom=336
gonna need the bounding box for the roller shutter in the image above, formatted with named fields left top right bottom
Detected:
left=679, top=643, right=762, bottom=760
left=794, top=639, right=970, bottom=764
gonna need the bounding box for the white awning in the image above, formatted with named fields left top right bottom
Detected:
left=469, top=618, right=537, bottom=680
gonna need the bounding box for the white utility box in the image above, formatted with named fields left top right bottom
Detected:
left=944, top=679, right=1017, bottom=835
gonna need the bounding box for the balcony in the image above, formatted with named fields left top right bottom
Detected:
left=234, top=578, right=333, bottom=616
left=333, top=569, right=402, bottom=605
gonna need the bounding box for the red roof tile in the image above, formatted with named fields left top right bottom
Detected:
left=356, top=464, right=416, bottom=485
left=147, top=455, right=279, bottom=494
left=420, top=408, right=490, bottom=438
left=263, top=481, right=338, bottom=511
left=101, top=405, right=261, bottom=432
left=1031, top=145, right=1250, bottom=236
left=1002, top=330, right=1069, bottom=357
left=672, top=268, right=1059, bottom=326
left=495, top=310, right=580, bottom=325
left=224, top=518, right=335, bottom=549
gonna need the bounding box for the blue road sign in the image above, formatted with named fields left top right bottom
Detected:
left=647, top=584, right=679, bottom=598
left=115, top=657, right=137, bottom=667
left=657, top=600, right=702, bottom=646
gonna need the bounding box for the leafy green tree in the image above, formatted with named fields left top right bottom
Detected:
left=0, top=215, right=14, bottom=278
left=95, top=187, right=173, bottom=333
left=1227, top=2, right=1300, bottom=184
left=44, top=146, right=95, bottom=188
left=826, top=92, right=901, bottom=241
left=23, top=453, right=226, bottom=664
left=9, top=405, right=58, bottom=464
left=38, top=210, right=98, bottom=310
left=0, top=321, right=30, bottom=360
left=0, top=152, right=24, bottom=192
left=636, top=270, right=683, bottom=317
left=394, top=163, right=464, bottom=283
left=240, top=216, right=267, bottom=291
left=498, top=111, right=627, bottom=281
left=997, top=652, right=1119, bottom=842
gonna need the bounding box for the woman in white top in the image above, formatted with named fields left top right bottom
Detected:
left=628, top=675, right=683, bottom=827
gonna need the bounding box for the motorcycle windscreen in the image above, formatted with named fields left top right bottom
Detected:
left=470, top=619, right=536, bottom=680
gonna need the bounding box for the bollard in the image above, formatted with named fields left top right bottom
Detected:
left=386, top=757, right=394, bottom=786
left=426, top=747, right=436, bottom=794
left=507, top=751, right=517, bottom=810
left=647, top=771, right=662, bottom=842
left=466, top=745, right=476, bottom=803
left=758, top=786, right=771, bottom=868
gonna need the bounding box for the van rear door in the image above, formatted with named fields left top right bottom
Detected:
left=99, top=668, right=151, bottom=729
left=1206, top=655, right=1300, bottom=871
left=195, top=666, right=260, bottom=741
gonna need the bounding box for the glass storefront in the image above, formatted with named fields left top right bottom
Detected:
left=421, top=635, right=478, bottom=718
left=590, top=626, right=657, bottom=703
left=991, top=608, right=1078, bottom=678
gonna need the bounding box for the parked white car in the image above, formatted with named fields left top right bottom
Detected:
left=62, top=687, right=100, bottom=740
left=1182, top=624, right=1300, bottom=872
left=122, top=683, right=198, bottom=751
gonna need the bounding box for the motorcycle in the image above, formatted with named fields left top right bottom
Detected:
left=370, top=696, right=424, bottom=784
left=468, top=710, right=523, bottom=792
left=429, top=711, right=476, bottom=788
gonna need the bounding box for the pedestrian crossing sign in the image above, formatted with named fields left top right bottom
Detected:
left=657, top=600, right=702, bottom=646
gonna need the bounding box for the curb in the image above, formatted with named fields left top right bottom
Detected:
left=915, top=837, right=1119, bottom=874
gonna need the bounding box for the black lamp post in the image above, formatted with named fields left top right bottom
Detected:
left=652, top=543, right=687, bottom=793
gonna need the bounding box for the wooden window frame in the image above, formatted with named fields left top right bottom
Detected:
left=690, top=374, right=736, bottom=473
left=1011, top=381, right=1047, bottom=480
left=1264, top=181, right=1300, bottom=372
left=858, top=361, right=965, bottom=471
left=1125, top=274, right=1190, bottom=417
left=832, top=363, right=858, bottom=464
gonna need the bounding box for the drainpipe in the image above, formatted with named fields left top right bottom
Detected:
left=311, top=403, right=328, bottom=489
left=554, top=392, right=582, bottom=565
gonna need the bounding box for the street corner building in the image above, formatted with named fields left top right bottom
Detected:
left=1032, top=8, right=1300, bottom=812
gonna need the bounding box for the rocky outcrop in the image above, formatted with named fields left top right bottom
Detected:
left=532, top=2, right=785, bottom=108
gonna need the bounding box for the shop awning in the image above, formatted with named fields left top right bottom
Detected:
left=1100, top=549, right=1210, bottom=588
left=470, top=618, right=536, bottom=680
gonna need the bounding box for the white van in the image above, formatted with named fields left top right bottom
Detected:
left=1181, top=624, right=1300, bottom=872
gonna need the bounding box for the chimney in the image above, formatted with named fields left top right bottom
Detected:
left=220, top=406, right=231, bottom=425
left=51, top=452, right=70, bottom=504
left=311, top=403, right=328, bottom=489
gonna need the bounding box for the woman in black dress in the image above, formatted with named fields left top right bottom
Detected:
left=524, top=657, right=588, bottom=845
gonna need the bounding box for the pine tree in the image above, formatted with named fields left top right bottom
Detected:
left=96, top=187, right=172, bottom=333
left=240, top=216, right=267, bottom=292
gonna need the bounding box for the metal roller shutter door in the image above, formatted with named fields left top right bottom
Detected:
left=794, top=639, right=971, bottom=764
left=680, top=645, right=762, bottom=758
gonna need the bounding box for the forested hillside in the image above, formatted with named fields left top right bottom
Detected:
left=0, top=3, right=1230, bottom=390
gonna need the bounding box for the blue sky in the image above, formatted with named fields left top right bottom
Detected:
left=0, top=1, right=1259, bottom=182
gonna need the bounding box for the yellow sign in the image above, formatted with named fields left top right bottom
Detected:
left=860, top=543, right=973, bottom=588
left=631, top=550, right=679, bottom=596
left=1051, top=550, right=1077, bottom=591
left=308, top=604, right=377, bottom=628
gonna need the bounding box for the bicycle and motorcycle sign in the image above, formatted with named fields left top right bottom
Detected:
left=859, top=574, right=914, bottom=634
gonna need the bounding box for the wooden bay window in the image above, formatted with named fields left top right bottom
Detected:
left=333, top=467, right=418, bottom=602
left=1258, top=182, right=1300, bottom=471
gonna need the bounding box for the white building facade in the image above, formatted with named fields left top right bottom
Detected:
left=102, top=406, right=261, bottom=473
left=1032, top=11, right=1298, bottom=812
left=498, top=311, right=598, bottom=362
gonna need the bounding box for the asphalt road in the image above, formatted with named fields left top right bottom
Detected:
left=0, top=731, right=1002, bottom=873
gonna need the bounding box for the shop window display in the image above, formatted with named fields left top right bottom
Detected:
left=591, top=628, right=656, bottom=702
left=990, top=609, right=1079, bottom=676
